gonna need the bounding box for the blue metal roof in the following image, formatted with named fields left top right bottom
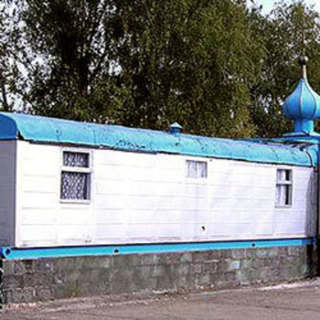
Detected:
left=0, top=112, right=317, bottom=167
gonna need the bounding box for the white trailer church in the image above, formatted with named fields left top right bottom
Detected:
left=0, top=56, right=318, bottom=258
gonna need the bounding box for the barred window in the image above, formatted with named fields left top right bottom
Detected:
left=63, top=151, right=89, bottom=168
left=186, top=160, right=207, bottom=178
left=275, top=169, right=292, bottom=207
left=61, top=151, right=91, bottom=201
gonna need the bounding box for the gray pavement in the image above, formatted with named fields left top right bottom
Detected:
left=2, top=279, right=320, bottom=319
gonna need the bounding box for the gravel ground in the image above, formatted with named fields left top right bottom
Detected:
left=1, top=279, right=320, bottom=320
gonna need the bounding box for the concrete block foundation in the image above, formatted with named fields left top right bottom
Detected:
left=2, top=244, right=317, bottom=304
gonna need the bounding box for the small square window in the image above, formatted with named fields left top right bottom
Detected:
left=61, top=172, right=90, bottom=200
left=186, top=160, right=207, bottom=178
left=63, top=151, right=89, bottom=168
left=61, top=151, right=91, bottom=201
left=275, top=169, right=292, bottom=207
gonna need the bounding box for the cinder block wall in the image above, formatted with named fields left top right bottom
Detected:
left=2, top=245, right=316, bottom=304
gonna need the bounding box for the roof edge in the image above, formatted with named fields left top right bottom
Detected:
left=0, top=112, right=316, bottom=167
left=0, top=114, right=19, bottom=140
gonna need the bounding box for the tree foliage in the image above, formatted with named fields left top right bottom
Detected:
left=1, top=0, right=320, bottom=138
left=0, top=1, right=22, bottom=111
left=15, top=0, right=125, bottom=121
left=249, top=0, right=320, bottom=137
left=107, top=0, right=262, bottom=137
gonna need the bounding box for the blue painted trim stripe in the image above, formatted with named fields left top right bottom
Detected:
left=0, top=238, right=314, bottom=260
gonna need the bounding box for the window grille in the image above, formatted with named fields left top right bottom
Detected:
left=61, top=151, right=91, bottom=201
left=186, top=160, right=207, bottom=178
left=275, top=169, right=292, bottom=207
left=63, top=152, right=89, bottom=168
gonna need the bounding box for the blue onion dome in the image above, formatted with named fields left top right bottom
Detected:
left=282, top=56, right=320, bottom=136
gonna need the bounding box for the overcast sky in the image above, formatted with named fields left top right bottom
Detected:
left=249, top=0, right=320, bottom=14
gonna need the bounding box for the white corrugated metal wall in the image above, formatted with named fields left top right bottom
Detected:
left=12, top=140, right=316, bottom=248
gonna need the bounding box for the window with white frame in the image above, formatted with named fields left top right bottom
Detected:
left=186, top=160, right=207, bottom=178
left=60, top=151, right=91, bottom=201
left=275, top=169, right=292, bottom=207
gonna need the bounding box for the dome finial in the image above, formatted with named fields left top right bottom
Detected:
left=299, top=55, right=308, bottom=79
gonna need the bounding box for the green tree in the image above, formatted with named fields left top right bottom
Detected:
left=15, top=0, right=124, bottom=122
left=0, top=1, right=21, bottom=111
left=111, top=0, right=264, bottom=137
left=6, top=0, right=320, bottom=139
left=13, top=0, right=265, bottom=137
left=249, top=1, right=320, bottom=137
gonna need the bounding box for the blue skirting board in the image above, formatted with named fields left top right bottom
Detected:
left=0, top=238, right=314, bottom=260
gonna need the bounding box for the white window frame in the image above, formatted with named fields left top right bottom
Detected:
left=185, top=159, right=208, bottom=180
left=60, top=148, right=92, bottom=204
left=275, top=168, right=293, bottom=208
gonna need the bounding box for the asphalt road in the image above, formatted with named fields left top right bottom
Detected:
left=2, top=279, right=320, bottom=320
